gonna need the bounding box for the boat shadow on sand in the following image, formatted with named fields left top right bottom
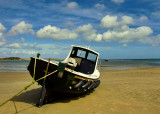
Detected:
left=12, top=87, right=93, bottom=106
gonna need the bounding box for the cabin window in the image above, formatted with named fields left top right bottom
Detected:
left=71, top=50, right=75, bottom=55
left=77, top=49, right=86, bottom=58
left=87, top=52, right=97, bottom=62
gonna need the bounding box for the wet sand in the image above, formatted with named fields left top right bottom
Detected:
left=0, top=67, right=160, bottom=114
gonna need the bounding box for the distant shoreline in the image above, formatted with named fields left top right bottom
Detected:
left=0, top=59, right=30, bottom=61
left=0, top=58, right=64, bottom=61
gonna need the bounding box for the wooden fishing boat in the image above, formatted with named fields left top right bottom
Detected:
left=27, top=45, right=100, bottom=106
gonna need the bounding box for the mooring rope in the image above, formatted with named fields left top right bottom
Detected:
left=33, top=57, right=37, bottom=80
left=0, top=67, right=58, bottom=107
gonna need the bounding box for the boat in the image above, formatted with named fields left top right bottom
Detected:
left=27, top=45, right=100, bottom=106
left=105, top=59, right=109, bottom=61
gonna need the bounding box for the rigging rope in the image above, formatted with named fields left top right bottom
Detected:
left=33, top=57, right=37, bottom=80
left=0, top=58, right=58, bottom=107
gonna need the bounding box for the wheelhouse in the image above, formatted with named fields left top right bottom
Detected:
left=64, top=46, right=99, bottom=75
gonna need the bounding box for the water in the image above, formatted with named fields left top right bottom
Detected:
left=99, top=59, right=160, bottom=70
left=0, top=61, right=30, bottom=72
left=0, top=59, right=160, bottom=72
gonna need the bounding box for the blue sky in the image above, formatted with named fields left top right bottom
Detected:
left=0, top=0, right=160, bottom=59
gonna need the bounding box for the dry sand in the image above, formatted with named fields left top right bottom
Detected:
left=0, top=67, right=160, bottom=114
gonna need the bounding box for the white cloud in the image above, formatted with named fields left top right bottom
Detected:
left=11, top=50, right=37, bottom=55
left=0, top=23, right=7, bottom=46
left=64, top=21, right=74, bottom=27
left=75, top=24, right=94, bottom=33
left=20, top=37, right=25, bottom=43
left=4, top=39, right=41, bottom=50
left=143, top=35, right=160, bottom=46
left=15, top=37, right=26, bottom=43
left=0, top=23, right=6, bottom=32
left=95, top=34, right=103, bottom=42
left=35, top=15, right=154, bottom=45
left=111, top=0, right=124, bottom=4
left=0, top=22, right=41, bottom=56
left=151, top=11, right=160, bottom=20
left=151, top=35, right=160, bottom=46
left=0, top=42, right=5, bottom=47
left=1, top=41, right=41, bottom=57
left=6, top=43, right=21, bottom=48
left=99, top=15, right=134, bottom=28
left=33, top=43, right=71, bottom=58
left=94, top=3, right=106, bottom=10
left=0, top=32, right=6, bottom=42
left=25, top=42, right=41, bottom=50
left=37, top=23, right=101, bottom=42
left=139, top=15, right=148, bottom=22
left=0, top=33, right=2, bottom=38
left=100, top=15, right=118, bottom=28
left=121, top=16, right=134, bottom=25
left=75, top=24, right=101, bottom=42
left=67, top=2, right=78, bottom=9
left=8, top=21, right=35, bottom=36
left=36, top=25, right=78, bottom=40
left=61, top=3, right=105, bottom=20
left=102, top=26, right=153, bottom=43
left=98, top=15, right=154, bottom=44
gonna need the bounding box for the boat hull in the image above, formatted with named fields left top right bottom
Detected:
left=27, top=57, right=100, bottom=94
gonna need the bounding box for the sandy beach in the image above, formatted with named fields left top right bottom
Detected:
left=0, top=67, right=160, bottom=114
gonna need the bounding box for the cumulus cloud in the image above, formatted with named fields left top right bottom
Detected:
left=100, top=15, right=118, bottom=28
left=11, top=50, right=37, bottom=55
left=139, top=15, right=148, bottom=22
left=4, top=38, right=41, bottom=50
left=98, top=15, right=154, bottom=44
left=95, top=34, right=103, bottom=42
left=20, top=37, right=25, bottom=43
left=0, top=23, right=6, bottom=32
left=111, top=0, right=124, bottom=4
left=102, top=26, right=153, bottom=43
left=35, top=15, right=155, bottom=44
left=0, top=42, right=5, bottom=47
left=1, top=15, right=155, bottom=47
left=8, top=21, right=35, bottom=36
left=0, top=22, right=41, bottom=57
left=25, top=42, right=42, bottom=50
left=151, top=35, right=160, bottom=46
left=94, top=3, right=106, bottom=10
left=49, top=45, right=70, bottom=50
left=121, top=16, right=134, bottom=25
left=0, top=32, right=6, bottom=43
left=0, top=23, right=7, bottom=47
left=67, top=2, right=78, bottom=9
left=2, top=41, right=41, bottom=57
left=64, top=21, right=74, bottom=27
left=142, top=35, right=160, bottom=46
left=99, top=15, right=134, bottom=28
left=75, top=24, right=101, bottom=42
left=6, top=43, right=21, bottom=48
left=36, top=24, right=101, bottom=42
left=36, top=25, right=78, bottom=40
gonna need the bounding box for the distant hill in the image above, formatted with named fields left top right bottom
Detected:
left=5, top=57, right=21, bottom=60
left=0, top=57, right=30, bottom=61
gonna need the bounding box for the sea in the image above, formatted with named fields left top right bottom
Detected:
left=0, top=59, right=160, bottom=72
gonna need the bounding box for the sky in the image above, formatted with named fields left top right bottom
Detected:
left=0, top=0, right=160, bottom=59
